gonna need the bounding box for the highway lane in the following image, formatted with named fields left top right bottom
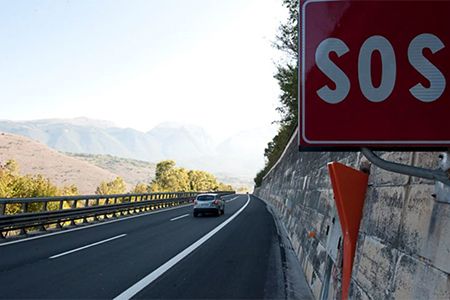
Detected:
left=132, top=194, right=285, bottom=299
left=0, top=194, right=289, bottom=299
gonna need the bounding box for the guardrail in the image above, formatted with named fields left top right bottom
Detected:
left=0, top=191, right=235, bottom=239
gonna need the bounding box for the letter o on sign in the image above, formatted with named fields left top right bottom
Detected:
left=358, top=35, right=397, bottom=102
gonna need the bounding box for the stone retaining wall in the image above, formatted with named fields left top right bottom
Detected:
left=254, top=132, right=450, bottom=299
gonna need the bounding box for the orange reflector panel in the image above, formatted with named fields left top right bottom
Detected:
left=328, top=162, right=369, bottom=300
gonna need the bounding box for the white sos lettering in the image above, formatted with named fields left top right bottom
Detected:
left=315, top=33, right=446, bottom=104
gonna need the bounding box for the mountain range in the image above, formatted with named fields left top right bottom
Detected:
left=0, top=117, right=272, bottom=182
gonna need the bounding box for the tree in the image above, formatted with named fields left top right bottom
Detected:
left=0, top=160, right=80, bottom=214
left=155, top=160, right=176, bottom=181
left=149, top=160, right=233, bottom=192
left=61, top=185, right=79, bottom=196
left=215, top=182, right=233, bottom=192
left=255, top=0, right=299, bottom=187
left=0, top=160, right=73, bottom=198
left=150, top=160, right=189, bottom=192
left=132, top=183, right=149, bottom=194
left=95, top=177, right=126, bottom=195
left=188, top=170, right=218, bottom=192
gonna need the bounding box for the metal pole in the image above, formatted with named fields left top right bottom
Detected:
left=361, top=148, right=450, bottom=186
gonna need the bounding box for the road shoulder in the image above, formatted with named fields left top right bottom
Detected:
left=255, top=194, right=314, bottom=300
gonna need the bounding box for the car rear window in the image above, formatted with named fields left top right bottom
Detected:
left=197, top=195, right=215, bottom=201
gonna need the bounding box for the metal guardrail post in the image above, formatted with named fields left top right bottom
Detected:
left=19, top=203, right=27, bottom=235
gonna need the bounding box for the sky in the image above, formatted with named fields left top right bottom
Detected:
left=0, top=0, right=287, bottom=141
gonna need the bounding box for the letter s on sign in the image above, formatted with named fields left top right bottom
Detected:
left=408, top=33, right=446, bottom=102
left=315, top=38, right=350, bottom=104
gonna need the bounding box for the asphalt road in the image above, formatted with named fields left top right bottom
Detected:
left=0, top=194, right=298, bottom=299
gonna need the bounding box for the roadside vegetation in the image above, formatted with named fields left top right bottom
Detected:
left=138, top=160, right=233, bottom=193
left=0, top=159, right=232, bottom=202
left=0, top=159, right=232, bottom=217
left=254, top=0, right=298, bottom=187
left=0, top=160, right=78, bottom=199
left=0, top=160, right=78, bottom=215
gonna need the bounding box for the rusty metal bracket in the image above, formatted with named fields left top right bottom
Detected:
left=361, top=148, right=450, bottom=187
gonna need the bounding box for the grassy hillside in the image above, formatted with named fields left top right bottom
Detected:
left=0, top=132, right=251, bottom=195
left=65, top=153, right=156, bottom=186
left=0, top=133, right=123, bottom=194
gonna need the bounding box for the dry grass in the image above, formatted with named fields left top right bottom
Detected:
left=66, top=153, right=156, bottom=186
left=0, top=132, right=125, bottom=194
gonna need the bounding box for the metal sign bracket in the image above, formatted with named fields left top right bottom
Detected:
left=361, top=148, right=450, bottom=202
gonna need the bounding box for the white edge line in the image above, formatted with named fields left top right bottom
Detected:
left=49, top=234, right=126, bottom=259
left=0, top=204, right=192, bottom=247
left=113, top=195, right=251, bottom=300
left=169, top=214, right=189, bottom=221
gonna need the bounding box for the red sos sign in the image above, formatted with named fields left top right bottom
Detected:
left=299, top=0, right=450, bottom=149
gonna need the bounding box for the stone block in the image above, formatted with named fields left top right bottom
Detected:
left=316, top=167, right=332, bottom=189
left=305, top=259, right=314, bottom=287
left=349, top=281, right=371, bottom=300
left=421, top=201, right=450, bottom=274
left=305, top=190, right=321, bottom=210
left=361, top=186, right=405, bottom=245
left=392, top=254, right=450, bottom=299
left=317, top=189, right=333, bottom=216
left=411, top=152, right=440, bottom=184
left=370, top=152, right=412, bottom=186
left=310, top=270, right=323, bottom=299
left=398, top=184, right=433, bottom=253
left=354, top=236, right=397, bottom=299
left=311, top=241, right=327, bottom=279
left=397, top=184, right=450, bottom=273
left=309, top=211, right=324, bottom=241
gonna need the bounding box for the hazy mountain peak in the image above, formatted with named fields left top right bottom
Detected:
left=0, top=118, right=271, bottom=181
left=152, top=122, right=187, bottom=129
left=30, top=117, right=117, bottom=128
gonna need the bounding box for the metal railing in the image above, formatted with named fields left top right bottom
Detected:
left=0, top=191, right=235, bottom=239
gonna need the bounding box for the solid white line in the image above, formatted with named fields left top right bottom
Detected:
left=0, top=204, right=192, bottom=247
left=49, top=234, right=126, bottom=259
left=114, top=195, right=251, bottom=300
left=169, top=214, right=189, bottom=221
